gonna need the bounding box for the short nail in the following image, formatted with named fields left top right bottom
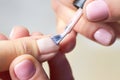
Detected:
left=86, top=0, right=109, bottom=21
left=94, top=28, right=112, bottom=45
left=9, top=27, right=15, bottom=38
left=37, top=38, right=59, bottom=54
left=14, top=60, right=36, bottom=80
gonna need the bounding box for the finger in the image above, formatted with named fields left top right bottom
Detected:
left=0, top=33, right=8, bottom=40
left=85, top=0, right=120, bottom=21
left=48, top=52, right=74, bottom=80
left=0, top=27, right=29, bottom=79
left=52, top=0, right=76, bottom=23
left=109, top=22, right=120, bottom=38
left=52, top=0, right=75, bottom=9
left=0, top=36, right=59, bottom=72
left=74, top=16, right=116, bottom=46
left=0, top=34, right=9, bottom=80
left=10, top=54, right=49, bottom=80
left=9, top=26, right=30, bottom=39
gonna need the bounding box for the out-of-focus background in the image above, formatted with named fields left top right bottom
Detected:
left=0, top=0, right=120, bottom=80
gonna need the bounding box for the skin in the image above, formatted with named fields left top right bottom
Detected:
left=1, top=0, right=120, bottom=79
left=51, top=0, right=120, bottom=46
left=0, top=26, right=74, bottom=80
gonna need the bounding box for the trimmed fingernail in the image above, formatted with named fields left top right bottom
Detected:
left=9, top=27, right=15, bottom=38
left=86, top=0, right=109, bottom=21
left=37, top=37, right=59, bottom=54
left=94, top=28, right=112, bottom=45
left=14, top=60, right=36, bottom=80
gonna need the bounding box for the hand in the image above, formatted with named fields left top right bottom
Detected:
left=0, top=26, right=74, bottom=80
left=52, top=0, right=120, bottom=46
left=0, top=26, right=60, bottom=72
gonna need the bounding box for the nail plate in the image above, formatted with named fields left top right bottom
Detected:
left=94, top=28, right=112, bottom=45
left=14, top=60, right=36, bottom=80
left=37, top=37, right=59, bottom=54
left=9, top=27, right=15, bottom=38
left=86, top=0, right=109, bottom=21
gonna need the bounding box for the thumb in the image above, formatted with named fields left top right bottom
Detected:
left=9, top=54, right=49, bottom=80
left=85, top=0, right=120, bottom=21
left=0, top=37, right=59, bottom=72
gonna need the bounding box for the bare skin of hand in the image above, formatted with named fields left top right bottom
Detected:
left=0, top=26, right=74, bottom=80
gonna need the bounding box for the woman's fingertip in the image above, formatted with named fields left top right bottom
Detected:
left=86, top=0, right=109, bottom=21
left=14, top=60, right=36, bottom=80
left=0, top=33, right=8, bottom=40
left=9, top=26, right=30, bottom=39
left=37, top=37, right=59, bottom=54
left=94, top=28, right=114, bottom=46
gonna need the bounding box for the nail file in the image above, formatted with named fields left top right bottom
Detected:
left=51, top=0, right=86, bottom=45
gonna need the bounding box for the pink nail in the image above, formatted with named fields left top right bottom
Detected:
left=94, top=29, right=112, bottom=45
left=86, top=0, right=109, bottom=21
left=14, top=60, right=36, bottom=80
left=37, top=38, right=59, bottom=54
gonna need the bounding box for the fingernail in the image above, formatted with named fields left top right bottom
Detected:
left=86, top=0, right=109, bottom=21
left=9, top=27, right=15, bottom=38
left=14, top=60, right=36, bottom=80
left=37, top=37, right=59, bottom=54
left=94, top=28, right=112, bottom=45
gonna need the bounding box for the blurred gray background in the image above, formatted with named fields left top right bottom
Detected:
left=0, top=0, right=120, bottom=80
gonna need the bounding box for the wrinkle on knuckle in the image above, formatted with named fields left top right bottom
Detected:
left=21, top=39, right=32, bottom=54
left=13, top=38, right=37, bottom=56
